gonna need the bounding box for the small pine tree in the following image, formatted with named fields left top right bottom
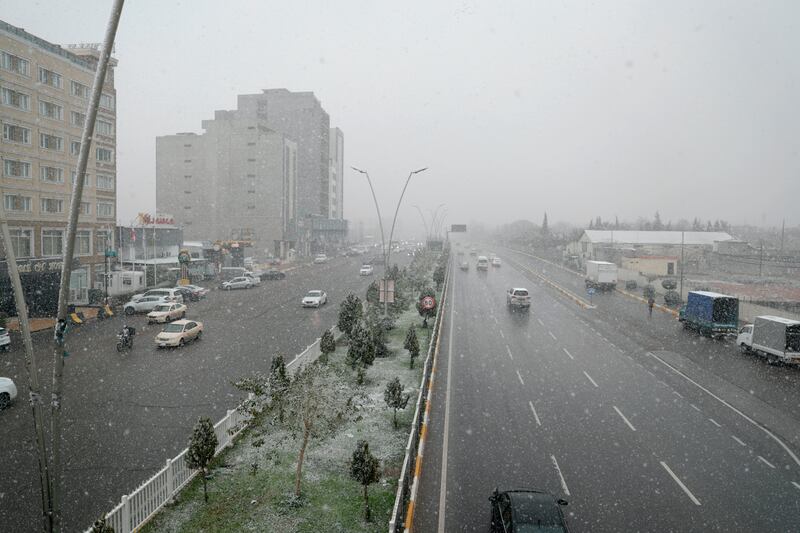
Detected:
left=541, top=212, right=549, bottom=236
left=185, top=417, right=218, bottom=503
left=346, top=322, right=375, bottom=371
left=433, top=264, right=445, bottom=290
left=319, top=329, right=336, bottom=364
left=269, top=355, right=291, bottom=422
left=384, top=377, right=410, bottom=428
left=349, top=440, right=381, bottom=521
left=404, top=326, right=420, bottom=369
left=370, top=321, right=389, bottom=358
left=91, top=517, right=115, bottom=533
left=338, top=294, right=363, bottom=337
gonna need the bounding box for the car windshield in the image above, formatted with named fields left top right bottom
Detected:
left=307, top=291, right=321, bottom=297
left=153, top=305, right=171, bottom=312
left=162, top=324, right=184, bottom=333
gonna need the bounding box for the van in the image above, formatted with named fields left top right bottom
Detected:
left=477, top=256, right=490, bottom=271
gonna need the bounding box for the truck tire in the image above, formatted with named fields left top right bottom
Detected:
left=738, top=344, right=748, bottom=353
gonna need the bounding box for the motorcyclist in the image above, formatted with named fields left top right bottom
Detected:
left=119, top=324, right=134, bottom=348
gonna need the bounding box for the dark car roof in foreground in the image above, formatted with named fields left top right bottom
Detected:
left=506, top=490, right=567, bottom=530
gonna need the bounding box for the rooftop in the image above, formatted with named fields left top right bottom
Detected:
left=584, top=230, right=734, bottom=246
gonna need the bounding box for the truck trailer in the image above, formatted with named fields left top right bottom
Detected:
left=736, top=315, right=800, bottom=365
left=585, top=260, right=618, bottom=290
left=678, top=291, right=739, bottom=337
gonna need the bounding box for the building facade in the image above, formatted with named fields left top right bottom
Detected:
left=329, top=127, right=344, bottom=219
left=0, top=20, right=118, bottom=311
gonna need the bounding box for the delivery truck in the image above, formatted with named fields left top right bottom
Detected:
left=735, top=315, right=800, bottom=365
left=678, top=291, right=739, bottom=337
left=585, top=260, right=618, bottom=290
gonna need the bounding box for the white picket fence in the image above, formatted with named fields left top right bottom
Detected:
left=85, top=333, right=332, bottom=532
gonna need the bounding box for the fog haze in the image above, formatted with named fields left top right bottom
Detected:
left=6, top=0, right=799, bottom=231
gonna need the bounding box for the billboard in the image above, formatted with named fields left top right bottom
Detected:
left=450, top=224, right=467, bottom=232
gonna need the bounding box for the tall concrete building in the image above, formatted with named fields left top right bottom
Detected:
left=329, top=127, right=344, bottom=219
left=0, top=20, right=118, bottom=312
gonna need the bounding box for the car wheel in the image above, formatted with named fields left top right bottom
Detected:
left=179, top=338, right=185, bottom=347
left=196, top=330, right=203, bottom=341
left=181, top=311, right=186, bottom=318
left=125, top=307, right=135, bottom=315
left=739, top=344, right=748, bottom=353
left=0, top=392, right=11, bottom=410
left=226, top=286, right=231, bottom=291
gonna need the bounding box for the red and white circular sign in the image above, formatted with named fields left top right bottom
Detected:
left=421, top=296, right=436, bottom=310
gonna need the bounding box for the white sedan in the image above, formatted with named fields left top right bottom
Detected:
left=147, top=302, right=188, bottom=324
left=360, top=264, right=374, bottom=276
left=302, top=290, right=328, bottom=308
left=221, top=277, right=252, bottom=290
left=155, top=319, right=203, bottom=348
left=313, top=254, right=329, bottom=264
left=0, top=377, right=17, bottom=410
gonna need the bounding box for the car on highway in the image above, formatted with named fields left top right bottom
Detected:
left=477, top=255, right=490, bottom=271
left=124, top=295, right=171, bottom=315
left=220, top=276, right=253, bottom=290
left=131, top=288, right=184, bottom=304
left=313, top=254, right=329, bottom=264
left=154, top=319, right=203, bottom=348
left=0, top=376, right=17, bottom=410
left=490, top=488, right=570, bottom=533
left=261, top=269, right=286, bottom=280
left=360, top=264, right=374, bottom=275
left=176, top=284, right=209, bottom=301
left=492, top=257, right=502, bottom=267
left=147, top=302, right=188, bottom=324
left=0, top=327, right=10, bottom=352
left=460, top=261, right=469, bottom=271
left=302, top=290, right=328, bottom=308
left=506, top=288, right=531, bottom=309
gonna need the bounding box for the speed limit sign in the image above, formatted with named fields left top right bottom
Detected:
left=421, top=296, right=436, bottom=310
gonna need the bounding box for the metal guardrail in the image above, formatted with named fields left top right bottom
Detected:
left=389, top=257, right=450, bottom=532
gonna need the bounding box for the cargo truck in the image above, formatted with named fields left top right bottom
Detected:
left=585, top=260, right=618, bottom=290
left=678, top=291, right=739, bottom=337
left=735, top=315, right=800, bottom=365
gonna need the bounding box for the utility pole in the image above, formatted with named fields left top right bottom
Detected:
left=679, top=231, right=685, bottom=303
left=780, top=218, right=785, bottom=253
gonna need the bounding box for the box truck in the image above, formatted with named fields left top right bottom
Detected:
left=735, top=315, right=800, bottom=365
left=678, top=291, right=739, bottom=337
left=585, top=260, right=618, bottom=290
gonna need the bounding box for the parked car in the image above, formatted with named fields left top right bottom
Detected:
left=506, top=288, right=531, bottom=310
left=147, top=302, right=188, bottom=324
left=0, top=327, right=10, bottom=352
left=177, top=284, right=209, bottom=300
left=0, top=376, right=17, bottom=410
left=172, top=286, right=197, bottom=302
left=155, top=319, right=203, bottom=348
left=262, top=269, right=286, bottom=280
left=220, top=277, right=253, bottom=290
left=460, top=261, right=469, bottom=271
left=302, top=290, right=328, bottom=308
left=131, top=288, right=184, bottom=304
left=243, top=271, right=262, bottom=286
left=490, top=488, right=570, bottom=533
left=360, top=264, right=374, bottom=276
left=124, top=295, right=171, bottom=315
left=313, top=254, right=329, bottom=264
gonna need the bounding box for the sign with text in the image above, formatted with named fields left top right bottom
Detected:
left=379, top=279, right=395, bottom=303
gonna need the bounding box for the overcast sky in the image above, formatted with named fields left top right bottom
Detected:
left=4, top=1, right=799, bottom=235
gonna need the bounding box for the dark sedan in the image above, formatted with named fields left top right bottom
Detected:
left=261, top=269, right=286, bottom=280
left=490, top=488, right=569, bottom=532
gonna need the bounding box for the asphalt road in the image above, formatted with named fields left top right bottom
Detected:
left=0, top=253, right=408, bottom=532
left=415, top=243, right=800, bottom=532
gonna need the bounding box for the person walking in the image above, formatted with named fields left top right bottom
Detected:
left=647, top=296, right=655, bottom=319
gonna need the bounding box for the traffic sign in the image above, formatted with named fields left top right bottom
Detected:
left=421, top=295, right=436, bottom=310
left=586, top=287, right=596, bottom=295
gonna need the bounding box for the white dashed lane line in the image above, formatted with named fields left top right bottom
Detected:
left=548, top=330, right=557, bottom=341
left=613, top=405, right=637, bottom=432
left=505, top=345, right=513, bottom=360
left=582, top=371, right=599, bottom=388
left=499, top=329, right=505, bottom=339
left=731, top=436, right=746, bottom=447
left=672, top=391, right=684, bottom=399
left=757, top=456, right=776, bottom=469
left=516, top=370, right=525, bottom=386
left=660, top=461, right=701, bottom=506
left=551, top=455, right=571, bottom=496
left=690, top=404, right=701, bottom=412
left=792, top=481, right=800, bottom=490
left=537, top=318, right=544, bottom=327
left=528, top=401, right=542, bottom=426
left=562, top=348, right=574, bottom=360
left=708, top=418, right=722, bottom=428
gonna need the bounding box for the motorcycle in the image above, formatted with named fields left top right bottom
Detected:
left=116, top=327, right=135, bottom=352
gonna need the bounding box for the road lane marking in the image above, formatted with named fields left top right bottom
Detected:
left=548, top=330, right=557, bottom=340
left=646, top=370, right=656, bottom=377
left=493, top=316, right=499, bottom=324
left=506, top=345, right=513, bottom=360
left=437, top=269, right=456, bottom=533
left=660, top=461, right=701, bottom=506
left=537, top=318, right=544, bottom=326
left=672, top=391, right=683, bottom=399
left=649, top=351, right=800, bottom=468
left=563, top=348, right=574, bottom=360
left=792, top=481, right=800, bottom=490
left=690, top=404, right=701, bottom=412
left=550, top=455, right=571, bottom=496
left=583, top=371, right=598, bottom=388
left=516, top=370, right=525, bottom=385
left=613, top=405, right=636, bottom=431
left=528, top=401, right=542, bottom=426
left=731, top=436, right=746, bottom=446
left=658, top=380, right=668, bottom=387
left=708, top=418, right=722, bottom=428
left=757, top=455, right=776, bottom=469
left=499, top=329, right=505, bottom=339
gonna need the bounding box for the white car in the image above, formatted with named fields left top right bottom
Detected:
left=360, top=264, right=374, bottom=276
left=221, top=276, right=253, bottom=290
left=155, top=319, right=203, bottom=348
left=492, top=257, right=502, bottom=267
left=302, top=290, right=328, bottom=308
left=131, top=288, right=184, bottom=304
left=147, top=302, right=188, bottom=324
left=313, top=254, right=328, bottom=264
left=0, top=377, right=17, bottom=410
left=243, top=271, right=262, bottom=285
left=0, top=327, right=10, bottom=352
left=124, top=295, right=171, bottom=315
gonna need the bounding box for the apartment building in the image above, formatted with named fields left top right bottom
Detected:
left=329, top=127, right=344, bottom=220
left=0, top=20, right=117, bottom=312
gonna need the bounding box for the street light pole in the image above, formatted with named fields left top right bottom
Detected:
left=352, top=166, right=387, bottom=306
left=412, top=205, right=430, bottom=242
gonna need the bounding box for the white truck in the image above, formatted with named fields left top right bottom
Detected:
left=736, top=315, right=800, bottom=365
left=585, top=260, right=618, bottom=290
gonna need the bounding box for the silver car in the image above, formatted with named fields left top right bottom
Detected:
left=221, top=276, right=253, bottom=290
left=123, top=295, right=171, bottom=315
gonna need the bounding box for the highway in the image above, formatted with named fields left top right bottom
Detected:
left=0, top=253, right=404, bottom=532
left=415, top=244, right=800, bottom=532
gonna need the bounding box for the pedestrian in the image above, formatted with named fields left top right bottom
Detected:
left=647, top=296, right=655, bottom=319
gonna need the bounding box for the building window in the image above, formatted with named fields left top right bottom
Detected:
left=79, top=202, right=91, bottom=215
left=184, top=175, right=192, bottom=179
left=40, top=166, right=64, bottom=183
left=76, top=230, right=91, bottom=256
left=99, top=93, right=114, bottom=110
left=184, top=159, right=191, bottom=163
left=40, top=132, right=63, bottom=151
left=95, top=230, right=112, bottom=254
left=1, top=87, right=30, bottom=110
left=38, top=67, right=62, bottom=89
left=39, top=100, right=63, bottom=120
left=4, top=194, right=32, bottom=212
left=70, top=80, right=89, bottom=99
left=0, top=51, right=30, bottom=76
left=96, top=147, right=113, bottom=162
left=8, top=228, right=32, bottom=257
left=97, top=202, right=114, bottom=218
left=3, top=159, right=31, bottom=178
left=71, top=171, right=90, bottom=187
left=70, top=111, right=86, bottom=127
left=40, top=198, right=64, bottom=214
left=183, top=190, right=192, bottom=194
left=70, top=140, right=81, bottom=155
left=96, top=120, right=114, bottom=136
left=42, top=229, right=64, bottom=257
left=668, top=262, right=675, bottom=275
left=3, top=123, right=31, bottom=144
left=183, top=206, right=191, bottom=210
left=96, top=174, right=115, bottom=190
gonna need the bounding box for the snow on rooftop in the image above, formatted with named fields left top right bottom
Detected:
left=584, top=230, right=733, bottom=246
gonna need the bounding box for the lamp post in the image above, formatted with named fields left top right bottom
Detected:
left=429, top=203, right=446, bottom=244
left=412, top=205, right=430, bottom=242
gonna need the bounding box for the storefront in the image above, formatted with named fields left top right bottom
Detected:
left=0, top=258, right=81, bottom=317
